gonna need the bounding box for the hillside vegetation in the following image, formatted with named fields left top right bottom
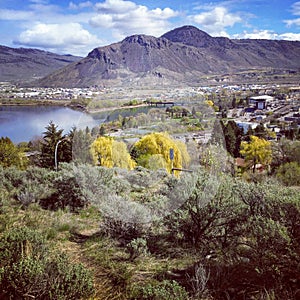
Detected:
left=0, top=157, right=300, bottom=299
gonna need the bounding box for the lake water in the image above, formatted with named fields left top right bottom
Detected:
left=0, top=106, right=104, bottom=143
left=0, top=105, right=152, bottom=143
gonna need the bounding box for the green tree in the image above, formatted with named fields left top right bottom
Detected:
left=271, top=139, right=300, bottom=172
left=224, top=120, right=243, bottom=157
left=240, top=135, right=272, bottom=173
left=254, top=123, right=269, bottom=139
left=276, top=162, right=300, bottom=186
left=0, top=137, right=27, bottom=169
left=72, top=128, right=94, bottom=164
left=40, top=121, right=69, bottom=168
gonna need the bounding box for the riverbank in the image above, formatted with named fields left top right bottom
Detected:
left=0, top=97, right=151, bottom=114
left=87, top=103, right=149, bottom=114
left=0, top=98, right=71, bottom=107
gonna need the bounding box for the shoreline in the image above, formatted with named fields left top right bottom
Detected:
left=0, top=99, right=71, bottom=107
left=87, top=103, right=148, bottom=114
left=0, top=99, right=149, bottom=114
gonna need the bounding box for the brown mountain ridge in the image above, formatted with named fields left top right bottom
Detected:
left=0, top=46, right=82, bottom=84
left=35, top=25, right=300, bottom=87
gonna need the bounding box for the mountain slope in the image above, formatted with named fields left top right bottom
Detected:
left=0, top=46, right=82, bottom=83
left=35, top=25, right=300, bottom=87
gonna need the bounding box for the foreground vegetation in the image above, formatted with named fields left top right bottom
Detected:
left=0, top=161, right=299, bottom=299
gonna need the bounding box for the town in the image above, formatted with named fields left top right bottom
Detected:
left=1, top=81, right=299, bottom=143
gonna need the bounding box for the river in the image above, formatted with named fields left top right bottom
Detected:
left=0, top=105, right=152, bottom=143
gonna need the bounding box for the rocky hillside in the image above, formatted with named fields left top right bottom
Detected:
left=0, top=46, right=82, bottom=83
left=35, top=25, right=300, bottom=87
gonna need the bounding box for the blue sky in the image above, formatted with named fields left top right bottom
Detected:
left=0, top=0, right=299, bottom=56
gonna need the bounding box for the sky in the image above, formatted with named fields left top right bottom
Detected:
left=0, top=0, right=300, bottom=56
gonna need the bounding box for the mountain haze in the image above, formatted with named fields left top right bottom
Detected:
left=27, top=26, right=300, bottom=87
left=0, top=46, right=82, bottom=83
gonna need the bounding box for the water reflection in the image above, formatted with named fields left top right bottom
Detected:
left=0, top=106, right=100, bottom=143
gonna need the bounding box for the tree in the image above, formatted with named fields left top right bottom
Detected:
left=90, top=136, right=136, bottom=170
left=131, top=132, right=189, bottom=175
left=276, top=162, right=300, bottom=186
left=271, top=139, right=300, bottom=172
left=111, top=140, right=136, bottom=170
left=175, top=140, right=191, bottom=169
left=72, top=129, right=94, bottom=164
left=254, top=123, right=268, bottom=139
left=40, top=121, right=65, bottom=168
left=240, top=135, right=272, bottom=173
left=0, top=137, right=27, bottom=169
left=223, top=120, right=243, bottom=157
left=90, top=136, right=113, bottom=168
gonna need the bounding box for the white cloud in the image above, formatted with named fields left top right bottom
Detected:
left=232, top=30, right=300, bottom=41
left=29, top=0, right=49, bottom=4
left=278, top=32, right=300, bottom=41
left=89, top=14, right=114, bottom=28
left=233, top=29, right=279, bottom=40
left=14, top=23, right=102, bottom=56
left=95, top=0, right=137, bottom=14
left=291, top=1, right=300, bottom=15
left=69, top=1, right=93, bottom=10
left=90, top=0, right=178, bottom=38
left=189, top=6, right=242, bottom=36
left=284, top=18, right=300, bottom=27
left=0, top=9, right=34, bottom=21
left=284, top=1, right=300, bottom=27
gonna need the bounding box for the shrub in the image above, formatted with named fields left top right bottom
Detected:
left=276, top=162, right=300, bottom=186
left=126, top=237, right=149, bottom=260
left=0, top=227, right=94, bottom=300
left=40, top=168, right=88, bottom=211
left=46, top=253, right=94, bottom=300
left=130, top=280, right=188, bottom=300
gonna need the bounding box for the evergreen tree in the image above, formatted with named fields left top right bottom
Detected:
left=40, top=121, right=67, bottom=168
left=224, top=121, right=243, bottom=157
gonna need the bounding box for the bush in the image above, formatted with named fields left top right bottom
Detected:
left=0, top=227, right=94, bottom=300
left=126, top=237, right=149, bottom=260
left=276, top=162, right=300, bottom=186
left=130, top=280, right=188, bottom=300
left=46, top=253, right=94, bottom=300
left=40, top=168, right=89, bottom=211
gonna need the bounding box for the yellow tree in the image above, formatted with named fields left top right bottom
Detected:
left=90, top=137, right=135, bottom=169
left=90, top=136, right=113, bottom=167
left=0, top=137, right=28, bottom=169
left=131, top=132, right=190, bottom=175
left=175, top=140, right=191, bottom=168
left=111, top=140, right=136, bottom=170
left=240, top=135, right=272, bottom=173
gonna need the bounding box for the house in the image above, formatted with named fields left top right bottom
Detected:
left=249, top=95, right=274, bottom=110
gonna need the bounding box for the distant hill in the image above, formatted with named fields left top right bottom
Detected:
left=33, top=25, right=300, bottom=87
left=0, top=46, right=82, bottom=84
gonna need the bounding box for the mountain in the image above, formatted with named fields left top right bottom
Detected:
left=35, top=25, right=300, bottom=87
left=0, top=45, right=82, bottom=83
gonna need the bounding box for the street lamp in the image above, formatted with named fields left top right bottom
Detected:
left=54, top=137, right=69, bottom=171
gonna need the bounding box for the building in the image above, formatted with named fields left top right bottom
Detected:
left=249, top=95, right=274, bottom=110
